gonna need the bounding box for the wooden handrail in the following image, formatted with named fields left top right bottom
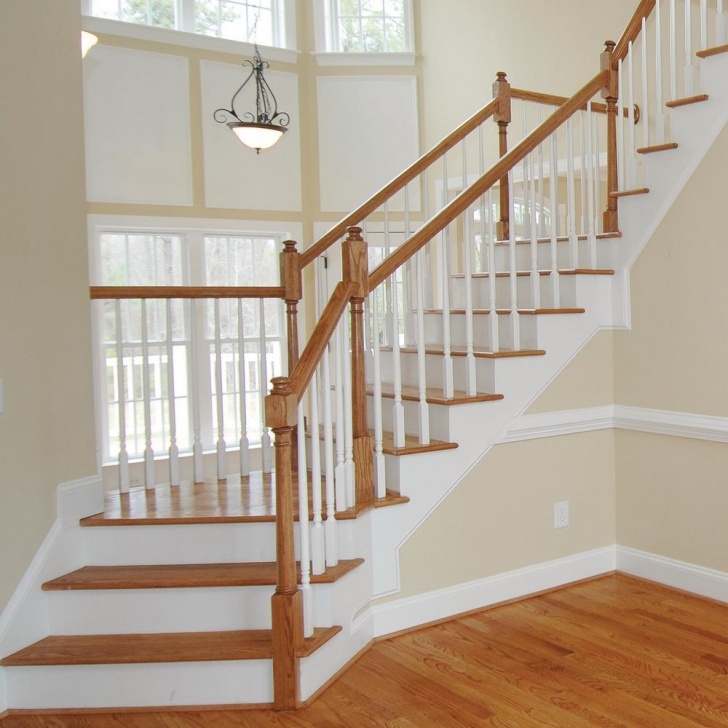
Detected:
left=288, top=280, right=355, bottom=399
left=511, top=87, right=639, bottom=121
left=369, top=70, right=608, bottom=291
left=612, top=0, right=656, bottom=66
left=90, top=285, right=285, bottom=300
left=299, top=97, right=500, bottom=269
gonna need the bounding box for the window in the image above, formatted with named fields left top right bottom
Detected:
left=84, top=0, right=288, bottom=48
left=319, top=0, right=413, bottom=55
left=92, top=227, right=285, bottom=464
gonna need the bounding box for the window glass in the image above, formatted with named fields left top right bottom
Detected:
left=335, top=0, right=407, bottom=53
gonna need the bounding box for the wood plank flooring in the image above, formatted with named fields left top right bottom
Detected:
left=6, top=574, right=728, bottom=726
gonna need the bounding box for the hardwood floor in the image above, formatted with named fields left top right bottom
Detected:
left=5, top=574, right=728, bottom=726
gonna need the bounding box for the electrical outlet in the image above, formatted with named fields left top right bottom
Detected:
left=554, top=501, right=569, bottom=529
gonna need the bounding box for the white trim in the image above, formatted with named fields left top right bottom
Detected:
left=617, top=546, right=728, bottom=604
left=502, top=405, right=728, bottom=444
left=371, top=546, right=615, bottom=637
left=81, top=16, right=299, bottom=64
left=313, top=52, right=416, bottom=67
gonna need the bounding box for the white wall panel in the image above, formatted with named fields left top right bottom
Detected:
left=317, top=76, right=418, bottom=213
left=83, top=46, right=193, bottom=206
left=200, top=61, right=302, bottom=212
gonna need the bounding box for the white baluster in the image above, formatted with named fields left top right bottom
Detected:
left=684, top=0, right=695, bottom=96
left=334, top=318, right=347, bottom=511
left=139, top=300, right=154, bottom=488
left=655, top=1, right=666, bottom=145
left=617, top=59, right=626, bottom=190
left=580, top=112, right=587, bottom=235
left=700, top=0, right=708, bottom=50
left=592, top=108, right=601, bottom=252
left=370, top=297, right=387, bottom=497
left=414, top=250, right=430, bottom=444
left=528, top=150, right=540, bottom=310
left=213, top=299, right=226, bottom=480
left=440, top=157, right=454, bottom=398
left=522, top=103, right=531, bottom=241
left=115, top=300, right=129, bottom=492
left=321, top=335, right=339, bottom=565
left=487, top=188, right=499, bottom=352
left=297, top=405, right=313, bottom=638
left=538, top=106, right=546, bottom=239
left=670, top=0, right=678, bottom=100
left=508, top=169, right=521, bottom=349
left=717, top=0, right=726, bottom=46
left=342, top=317, right=355, bottom=509
left=236, top=300, right=250, bottom=477
left=641, top=17, right=650, bottom=150
left=627, top=42, right=639, bottom=188
left=462, top=140, right=477, bottom=396
left=258, top=298, right=272, bottom=473
left=566, top=117, right=579, bottom=269
left=309, top=371, right=325, bottom=575
left=190, top=300, right=203, bottom=483
left=586, top=102, right=597, bottom=266
left=549, top=132, right=561, bottom=307
left=165, top=300, right=180, bottom=486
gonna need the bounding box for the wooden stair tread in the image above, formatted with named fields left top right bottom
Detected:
left=420, top=307, right=585, bottom=315
left=637, top=142, right=678, bottom=154
left=452, top=268, right=614, bottom=279
left=0, top=627, right=341, bottom=667
left=379, top=430, right=458, bottom=456
left=665, top=94, right=709, bottom=108
left=382, top=344, right=546, bottom=359
left=493, top=231, right=621, bottom=245
left=610, top=188, right=649, bottom=198
left=81, top=478, right=402, bottom=526
left=42, top=559, right=365, bottom=591
left=370, top=382, right=503, bottom=406
left=697, top=44, right=728, bottom=58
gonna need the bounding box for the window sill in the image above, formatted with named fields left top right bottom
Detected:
left=313, top=51, right=416, bottom=67
left=82, top=16, right=300, bottom=64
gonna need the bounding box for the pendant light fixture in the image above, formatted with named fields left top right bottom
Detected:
left=213, top=45, right=290, bottom=154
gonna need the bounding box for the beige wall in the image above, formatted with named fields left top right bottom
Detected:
left=418, top=0, right=635, bottom=145
left=395, top=432, right=616, bottom=598
left=0, top=1, right=96, bottom=611
left=614, top=123, right=728, bottom=564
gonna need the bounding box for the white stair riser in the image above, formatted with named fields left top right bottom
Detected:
left=490, top=238, right=613, bottom=271
left=4, top=660, right=273, bottom=709
left=367, top=396, right=454, bottom=442
left=77, top=520, right=358, bottom=567
left=379, top=350, right=496, bottom=393
left=422, top=311, right=539, bottom=350
left=450, top=273, right=578, bottom=310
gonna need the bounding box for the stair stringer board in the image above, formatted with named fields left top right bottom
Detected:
left=367, top=52, right=728, bottom=606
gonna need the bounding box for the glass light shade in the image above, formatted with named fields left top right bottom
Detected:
left=228, top=122, right=286, bottom=152
left=81, top=31, right=98, bottom=58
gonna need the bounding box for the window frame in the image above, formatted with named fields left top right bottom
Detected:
left=88, top=215, right=299, bottom=470
left=81, top=0, right=298, bottom=60
left=312, top=0, right=415, bottom=66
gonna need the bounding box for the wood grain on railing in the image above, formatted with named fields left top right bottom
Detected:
left=512, top=88, right=638, bottom=120
left=612, top=0, right=656, bottom=65
left=369, top=71, right=608, bottom=291
left=299, top=98, right=500, bottom=268
left=90, top=286, right=285, bottom=300
left=289, top=281, right=355, bottom=399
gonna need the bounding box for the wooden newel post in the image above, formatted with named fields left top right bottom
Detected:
left=280, top=240, right=302, bottom=375
left=493, top=71, right=511, bottom=240
left=601, top=41, right=619, bottom=233
left=265, top=376, right=303, bottom=710
left=341, top=226, right=375, bottom=505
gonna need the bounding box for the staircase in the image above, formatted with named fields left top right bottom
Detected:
left=2, top=2, right=728, bottom=711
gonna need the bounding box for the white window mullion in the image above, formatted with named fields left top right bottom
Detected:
left=179, top=0, right=196, bottom=32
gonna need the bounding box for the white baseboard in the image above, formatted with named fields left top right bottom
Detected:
left=372, top=546, right=616, bottom=637
left=617, top=546, right=728, bottom=604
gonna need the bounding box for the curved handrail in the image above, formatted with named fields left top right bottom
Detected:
left=613, top=0, right=657, bottom=65
left=299, top=97, right=500, bottom=268
left=90, top=285, right=285, bottom=300
left=369, top=70, right=608, bottom=291
left=289, top=280, right=355, bottom=399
